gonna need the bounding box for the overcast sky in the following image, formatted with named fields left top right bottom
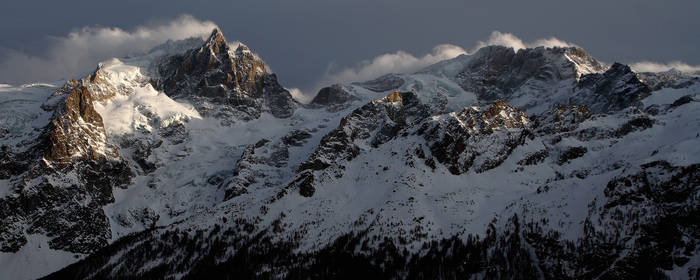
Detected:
left=1, top=0, right=698, bottom=94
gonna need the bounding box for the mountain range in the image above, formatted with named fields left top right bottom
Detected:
left=0, top=28, right=698, bottom=279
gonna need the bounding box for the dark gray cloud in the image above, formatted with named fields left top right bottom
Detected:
left=1, top=0, right=698, bottom=93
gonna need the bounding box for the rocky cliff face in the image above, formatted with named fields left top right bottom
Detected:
left=42, top=80, right=121, bottom=164
left=450, top=46, right=597, bottom=101
left=0, top=79, right=130, bottom=254
left=309, top=84, right=360, bottom=111
left=417, top=46, right=600, bottom=98
left=156, top=28, right=296, bottom=120
left=573, top=63, right=651, bottom=113
left=418, top=100, right=531, bottom=175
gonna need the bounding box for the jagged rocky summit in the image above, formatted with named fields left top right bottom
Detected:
left=0, top=28, right=698, bottom=280
left=156, top=28, right=296, bottom=120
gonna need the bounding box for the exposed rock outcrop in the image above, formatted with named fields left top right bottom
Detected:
left=291, top=91, right=430, bottom=197
left=42, top=80, right=120, bottom=164
left=355, top=73, right=406, bottom=92
left=0, top=80, right=131, bottom=254
left=418, top=100, right=531, bottom=174
left=156, top=28, right=296, bottom=119
left=534, top=105, right=590, bottom=135
left=573, top=63, right=651, bottom=113
left=309, top=84, right=360, bottom=111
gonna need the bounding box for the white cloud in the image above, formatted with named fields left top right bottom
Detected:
left=0, top=15, right=217, bottom=84
left=319, top=44, right=467, bottom=87
left=630, top=61, right=700, bottom=74
left=287, top=87, right=314, bottom=104
left=470, top=31, right=576, bottom=53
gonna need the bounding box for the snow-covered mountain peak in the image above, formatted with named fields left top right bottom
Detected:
left=86, top=58, right=149, bottom=101
left=151, top=28, right=295, bottom=119
left=418, top=45, right=604, bottom=80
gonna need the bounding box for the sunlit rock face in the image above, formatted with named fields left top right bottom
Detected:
left=1, top=79, right=130, bottom=254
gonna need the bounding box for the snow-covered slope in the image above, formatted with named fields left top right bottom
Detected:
left=1, top=28, right=699, bottom=279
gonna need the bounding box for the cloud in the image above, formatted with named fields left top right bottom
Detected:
left=0, top=15, right=217, bottom=84
left=319, top=44, right=467, bottom=87
left=287, top=87, right=314, bottom=104
left=630, top=61, right=700, bottom=74
left=470, top=31, right=576, bottom=53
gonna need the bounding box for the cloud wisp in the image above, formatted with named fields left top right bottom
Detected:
left=287, top=87, right=315, bottom=104
left=0, top=15, right=217, bottom=84
left=318, top=44, right=468, bottom=88
left=470, top=31, right=576, bottom=53
left=630, top=61, right=700, bottom=74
